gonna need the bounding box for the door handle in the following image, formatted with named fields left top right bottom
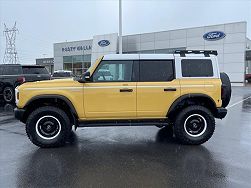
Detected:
left=120, top=88, right=133, bottom=92
left=164, top=87, right=177, bottom=91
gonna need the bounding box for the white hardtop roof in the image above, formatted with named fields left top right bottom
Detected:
left=103, top=54, right=174, bottom=60
left=54, top=70, right=72, bottom=73
left=102, top=53, right=215, bottom=60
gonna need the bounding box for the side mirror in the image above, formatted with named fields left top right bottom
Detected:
left=77, top=72, right=91, bottom=83
left=84, top=72, right=91, bottom=82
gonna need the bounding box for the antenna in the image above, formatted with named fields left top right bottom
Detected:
left=3, top=22, right=19, bottom=64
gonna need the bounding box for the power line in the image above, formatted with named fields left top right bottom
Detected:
left=3, top=22, right=19, bottom=64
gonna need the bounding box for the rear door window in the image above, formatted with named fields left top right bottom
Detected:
left=22, top=67, right=49, bottom=74
left=139, top=60, right=174, bottom=82
left=181, top=59, right=213, bottom=77
left=2, top=66, right=21, bottom=75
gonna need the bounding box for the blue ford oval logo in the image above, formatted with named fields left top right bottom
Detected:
left=98, top=40, right=110, bottom=47
left=203, top=31, right=226, bottom=41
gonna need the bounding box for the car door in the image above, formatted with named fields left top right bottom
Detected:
left=137, top=55, right=180, bottom=118
left=84, top=59, right=137, bottom=119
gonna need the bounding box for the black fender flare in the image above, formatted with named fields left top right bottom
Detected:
left=167, top=93, right=217, bottom=117
left=25, top=94, right=79, bottom=124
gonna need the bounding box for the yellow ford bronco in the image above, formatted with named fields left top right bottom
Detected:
left=14, top=50, right=231, bottom=148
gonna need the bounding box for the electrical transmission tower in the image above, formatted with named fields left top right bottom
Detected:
left=3, top=22, right=19, bottom=64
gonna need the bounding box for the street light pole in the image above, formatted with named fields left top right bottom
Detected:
left=119, top=0, right=122, bottom=54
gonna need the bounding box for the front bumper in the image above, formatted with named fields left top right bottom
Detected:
left=14, top=108, right=25, bottom=122
left=215, top=107, right=227, bottom=119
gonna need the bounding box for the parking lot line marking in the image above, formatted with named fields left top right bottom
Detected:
left=227, top=96, right=251, bottom=109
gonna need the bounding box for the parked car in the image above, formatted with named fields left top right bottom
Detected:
left=52, top=70, right=74, bottom=79
left=14, top=50, right=231, bottom=148
left=0, top=64, right=50, bottom=103
left=245, top=74, right=251, bottom=83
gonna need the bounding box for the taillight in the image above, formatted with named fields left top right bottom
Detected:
left=17, top=76, right=25, bottom=83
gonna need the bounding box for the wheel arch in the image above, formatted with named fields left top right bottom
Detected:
left=167, top=94, right=217, bottom=119
left=23, top=95, right=78, bottom=125
left=2, top=83, right=14, bottom=91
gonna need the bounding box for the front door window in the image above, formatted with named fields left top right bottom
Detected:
left=92, top=60, right=133, bottom=82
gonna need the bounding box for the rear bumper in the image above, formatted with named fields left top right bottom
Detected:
left=14, top=108, right=25, bottom=122
left=215, top=107, right=227, bottom=119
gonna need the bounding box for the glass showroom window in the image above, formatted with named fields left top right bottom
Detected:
left=83, top=62, right=91, bottom=73
left=72, top=55, right=83, bottom=76
left=73, top=62, right=82, bottom=76
left=82, top=54, right=91, bottom=73
left=63, top=55, right=91, bottom=75
left=63, top=56, right=73, bottom=71
left=63, top=63, right=72, bottom=71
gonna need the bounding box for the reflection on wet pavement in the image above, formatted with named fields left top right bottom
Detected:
left=16, top=131, right=226, bottom=188
left=242, top=95, right=251, bottom=112
left=0, top=103, right=15, bottom=114
left=0, top=100, right=15, bottom=124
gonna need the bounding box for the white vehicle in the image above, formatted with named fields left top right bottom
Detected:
left=52, top=70, right=74, bottom=79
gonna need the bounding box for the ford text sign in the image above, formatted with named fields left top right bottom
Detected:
left=98, top=40, right=110, bottom=47
left=203, top=31, right=226, bottom=41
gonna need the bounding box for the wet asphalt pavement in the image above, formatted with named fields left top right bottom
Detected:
left=0, top=86, right=251, bottom=188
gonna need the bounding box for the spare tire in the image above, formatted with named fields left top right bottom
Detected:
left=220, top=72, right=231, bottom=107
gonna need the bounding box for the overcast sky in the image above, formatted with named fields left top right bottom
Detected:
left=0, top=0, right=250, bottom=64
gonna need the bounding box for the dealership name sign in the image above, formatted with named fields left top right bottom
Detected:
left=62, top=45, right=92, bottom=52
left=203, top=31, right=226, bottom=41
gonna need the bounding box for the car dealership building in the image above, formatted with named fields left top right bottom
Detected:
left=54, top=21, right=250, bottom=84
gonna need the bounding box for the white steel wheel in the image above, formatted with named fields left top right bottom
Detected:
left=184, top=114, right=207, bottom=137
left=174, top=105, right=215, bottom=145
left=35, top=115, right=62, bottom=140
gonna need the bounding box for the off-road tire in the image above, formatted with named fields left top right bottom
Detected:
left=174, top=105, right=215, bottom=145
left=26, top=106, right=71, bottom=148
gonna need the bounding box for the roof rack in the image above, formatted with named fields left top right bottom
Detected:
left=174, top=50, right=218, bottom=57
